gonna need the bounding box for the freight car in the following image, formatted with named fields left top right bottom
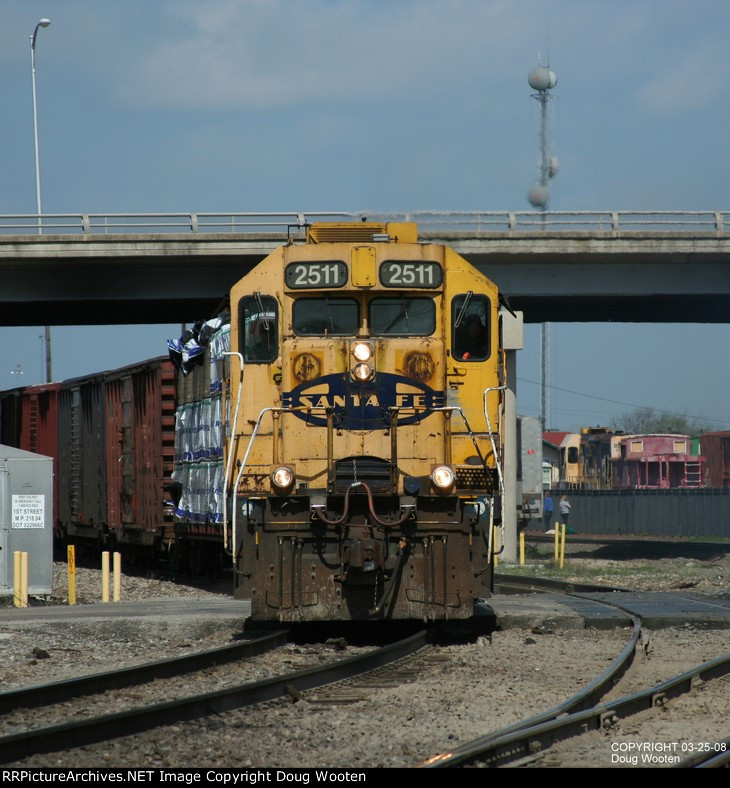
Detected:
left=220, top=221, right=505, bottom=622
left=0, top=380, right=61, bottom=537
left=0, top=358, right=187, bottom=563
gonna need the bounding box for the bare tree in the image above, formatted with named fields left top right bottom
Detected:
left=612, top=407, right=709, bottom=436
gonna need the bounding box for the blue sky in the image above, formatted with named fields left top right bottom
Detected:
left=2, top=0, right=730, bottom=431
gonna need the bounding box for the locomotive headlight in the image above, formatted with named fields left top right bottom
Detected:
left=351, top=341, right=375, bottom=381
left=271, top=466, right=295, bottom=492
left=352, top=342, right=372, bottom=362
left=353, top=362, right=372, bottom=381
left=431, top=465, right=456, bottom=493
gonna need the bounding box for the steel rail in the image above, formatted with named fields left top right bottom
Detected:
left=421, top=580, right=730, bottom=768
left=429, top=650, right=730, bottom=769
left=0, top=630, right=288, bottom=714
left=674, top=734, right=730, bottom=768
left=494, top=572, right=633, bottom=594
left=420, top=588, right=644, bottom=768
left=0, top=629, right=429, bottom=765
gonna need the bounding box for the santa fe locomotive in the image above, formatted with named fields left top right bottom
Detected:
left=222, top=221, right=506, bottom=622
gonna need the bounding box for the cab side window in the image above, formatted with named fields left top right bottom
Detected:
left=239, top=295, right=278, bottom=363
left=451, top=295, right=490, bottom=361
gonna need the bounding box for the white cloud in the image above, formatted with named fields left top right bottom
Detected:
left=115, top=0, right=540, bottom=109
left=637, top=44, right=729, bottom=113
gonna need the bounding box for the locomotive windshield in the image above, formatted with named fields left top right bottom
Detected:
left=292, top=296, right=436, bottom=337
left=369, top=297, right=435, bottom=336
left=293, top=297, right=359, bottom=335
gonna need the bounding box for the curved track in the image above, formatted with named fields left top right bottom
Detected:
left=420, top=575, right=730, bottom=769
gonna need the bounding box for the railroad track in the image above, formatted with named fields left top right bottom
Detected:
left=4, top=579, right=728, bottom=768
left=0, top=630, right=288, bottom=714
left=419, top=575, right=730, bottom=769
left=0, top=629, right=429, bottom=764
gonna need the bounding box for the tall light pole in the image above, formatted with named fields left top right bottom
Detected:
left=31, top=18, right=52, bottom=382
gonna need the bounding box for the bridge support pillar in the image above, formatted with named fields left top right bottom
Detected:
left=501, top=309, right=524, bottom=564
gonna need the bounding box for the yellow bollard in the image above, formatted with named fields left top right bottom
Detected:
left=67, top=545, right=76, bottom=606
left=101, top=551, right=110, bottom=603
left=13, top=551, right=21, bottom=608
left=20, top=552, right=28, bottom=608
left=493, top=525, right=499, bottom=568
left=554, top=525, right=559, bottom=561
left=113, top=551, right=121, bottom=602
left=519, top=531, right=525, bottom=565
left=560, top=524, right=567, bottom=570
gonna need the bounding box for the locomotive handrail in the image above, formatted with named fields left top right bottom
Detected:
left=229, top=405, right=291, bottom=566
left=221, top=351, right=245, bottom=554
left=483, top=386, right=507, bottom=502
left=483, top=386, right=508, bottom=565
left=229, top=404, right=338, bottom=563
left=227, top=402, right=497, bottom=557
left=426, top=405, right=494, bottom=470
left=0, top=209, right=728, bottom=236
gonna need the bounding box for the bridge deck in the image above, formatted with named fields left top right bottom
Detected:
left=2, top=211, right=729, bottom=325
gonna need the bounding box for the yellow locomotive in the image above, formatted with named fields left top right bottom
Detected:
left=224, top=222, right=505, bottom=622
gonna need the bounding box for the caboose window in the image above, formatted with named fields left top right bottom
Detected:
left=239, top=295, right=278, bottom=363
left=451, top=294, right=490, bottom=361
left=369, top=298, right=435, bottom=335
left=293, top=298, right=359, bottom=335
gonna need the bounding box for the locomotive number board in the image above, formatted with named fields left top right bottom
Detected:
left=285, top=261, right=348, bottom=289
left=379, top=260, right=443, bottom=288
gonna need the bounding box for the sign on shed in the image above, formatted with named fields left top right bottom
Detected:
left=0, top=445, right=53, bottom=595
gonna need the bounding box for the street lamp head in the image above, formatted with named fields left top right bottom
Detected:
left=31, top=19, right=51, bottom=49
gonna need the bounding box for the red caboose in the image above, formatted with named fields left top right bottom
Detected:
left=610, top=434, right=704, bottom=489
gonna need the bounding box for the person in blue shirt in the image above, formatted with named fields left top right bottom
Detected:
left=543, top=494, right=554, bottom=532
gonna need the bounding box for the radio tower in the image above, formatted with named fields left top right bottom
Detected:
left=527, top=58, right=558, bottom=431
left=527, top=58, right=558, bottom=209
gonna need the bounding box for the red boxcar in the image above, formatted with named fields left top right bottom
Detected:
left=0, top=383, right=61, bottom=536
left=2, top=358, right=176, bottom=554
left=104, top=359, right=176, bottom=547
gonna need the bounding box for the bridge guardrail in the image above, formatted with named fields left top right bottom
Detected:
left=0, top=210, right=726, bottom=237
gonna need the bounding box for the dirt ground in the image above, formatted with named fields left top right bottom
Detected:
left=503, top=536, right=730, bottom=594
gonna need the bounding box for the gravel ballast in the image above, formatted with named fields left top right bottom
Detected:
left=0, top=549, right=728, bottom=769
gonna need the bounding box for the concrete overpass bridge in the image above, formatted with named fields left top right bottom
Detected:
left=2, top=209, right=729, bottom=326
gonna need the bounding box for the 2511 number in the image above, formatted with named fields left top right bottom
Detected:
left=380, top=261, right=443, bottom=288
left=285, top=261, right=347, bottom=289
